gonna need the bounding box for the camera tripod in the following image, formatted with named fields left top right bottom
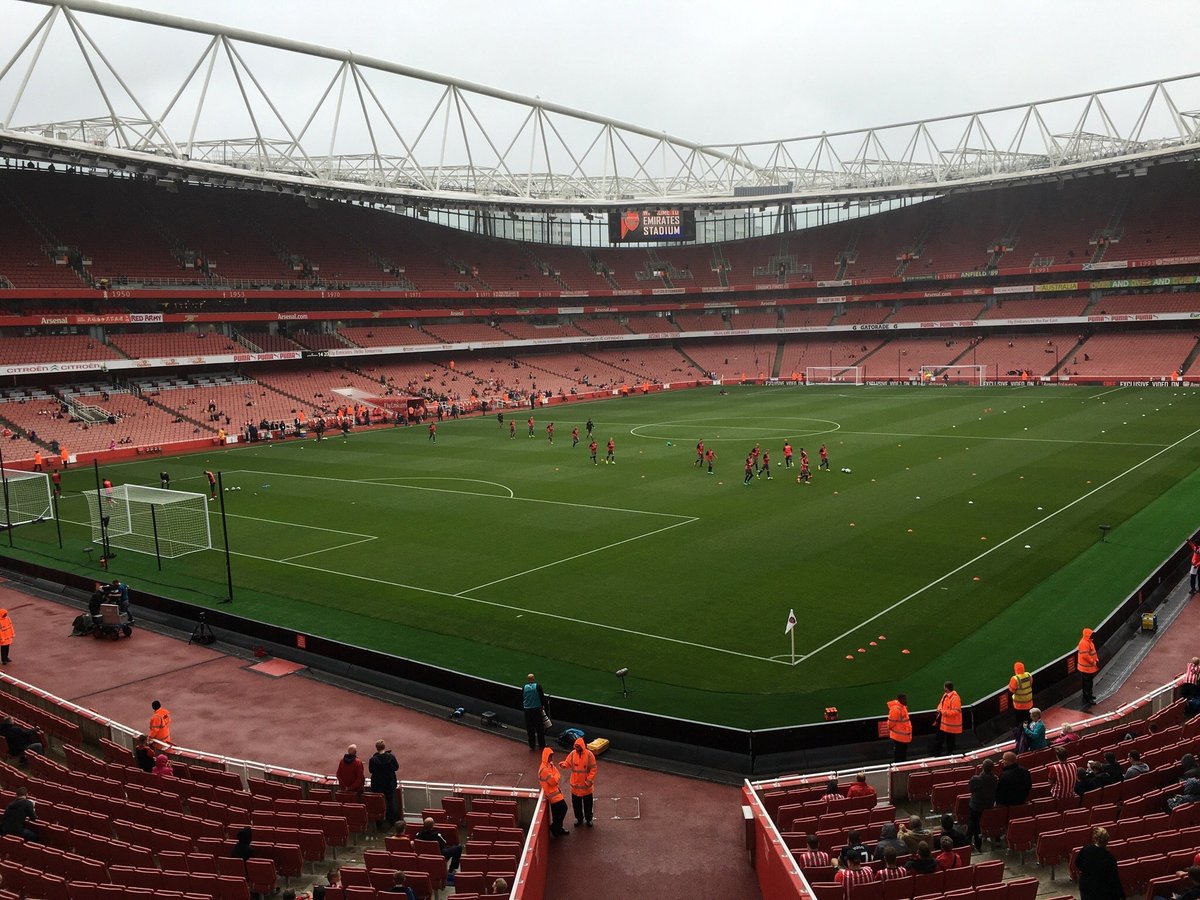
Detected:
left=188, top=612, right=216, bottom=646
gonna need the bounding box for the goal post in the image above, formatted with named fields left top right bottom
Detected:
left=805, top=366, right=864, bottom=385
left=83, top=484, right=211, bottom=558
left=0, top=470, right=52, bottom=528
left=918, top=364, right=987, bottom=386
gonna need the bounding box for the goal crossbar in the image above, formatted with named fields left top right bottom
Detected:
left=806, top=366, right=864, bottom=385
left=918, top=364, right=987, bottom=385
left=0, top=469, right=52, bottom=528
left=83, top=484, right=211, bottom=558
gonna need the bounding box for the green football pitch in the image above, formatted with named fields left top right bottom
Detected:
left=9, top=384, right=1200, bottom=729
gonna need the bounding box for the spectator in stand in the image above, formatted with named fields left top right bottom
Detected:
left=1100, top=752, right=1125, bottom=783
left=838, top=829, right=869, bottom=866
left=1075, top=827, right=1125, bottom=900
left=229, top=826, right=254, bottom=861
left=966, top=758, right=998, bottom=851
left=835, top=855, right=877, bottom=889
left=1180, top=754, right=1200, bottom=780
left=1077, top=760, right=1110, bottom=796
left=996, top=751, right=1032, bottom=806
left=151, top=754, right=174, bottom=778
left=819, top=778, right=843, bottom=802
left=1053, top=722, right=1080, bottom=746
left=369, top=740, right=401, bottom=826
left=796, top=833, right=832, bottom=868
left=0, top=717, right=42, bottom=765
left=1154, top=866, right=1200, bottom=900
left=846, top=772, right=876, bottom=801
left=905, top=842, right=939, bottom=875
left=0, top=787, right=38, bottom=841
left=899, top=814, right=932, bottom=854
left=381, top=872, right=416, bottom=899
left=414, top=816, right=463, bottom=884
left=873, top=823, right=907, bottom=860
left=878, top=847, right=908, bottom=881
left=935, top=835, right=961, bottom=870
left=1126, top=750, right=1150, bottom=778
left=939, top=814, right=970, bottom=848
left=336, top=744, right=364, bottom=797
left=1022, top=708, right=1049, bottom=751
left=1048, top=747, right=1080, bottom=801
left=491, top=878, right=509, bottom=895
left=1168, top=779, right=1200, bottom=811
left=1182, top=657, right=1200, bottom=699
left=133, top=734, right=155, bottom=772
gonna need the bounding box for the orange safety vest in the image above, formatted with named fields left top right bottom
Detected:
left=887, top=700, right=912, bottom=744
left=0, top=611, right=14, bottom=647
left=1009, top=666, right=1033, bottom=710
left=559, top=741, right=598, bottom=796
left=937, top=691, right=963, bottom=734
left=538, top=751, right=563, bottom=804
left=60, top=448, right=69, bottom=463
left=33, top=452, right=41, bottom=467
left=149, top=707, right=172, bottom=744
left=1077, top=632, right=1099, bottom=674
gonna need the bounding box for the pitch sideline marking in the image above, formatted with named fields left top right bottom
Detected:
left=280, top=535, right=379, bottom=563
left=225, top=545, right=788, bottom=667
left=1089, top=386, right=1129, bottom=399
left=834, top=429, right=1165, bottom=449
left=231, top=469, right=692, bottom=520
left=795, top=421, right=1200, bottom=665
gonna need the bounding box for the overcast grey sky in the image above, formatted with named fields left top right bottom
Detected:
left=3, top=0, right=1199, bottom=157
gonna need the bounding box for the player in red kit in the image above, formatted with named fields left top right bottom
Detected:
left=428, top=422, right=436, bottom=442
left=547, top=423, right=555, bottom=444
left=760, top=450, right=772, bottom=480
left=588, top=439, right=598, bottom=465
left=605, top=437, right=615, bottom=464
left=527, top=416, right=535, bottom=437
left=571, top=427, right=579, bottom=447
left=695, top=440, right=705, bottom=468
left=704, top=448, right=717, bottom=474
left=799, top=447, right=809, bottom=470
left=743, top=456, right=755, bottom=486
left=797, top=457, right=811, bottom=483
left=509, top=419, right=516, bottom=439
left=819, top=443, right=830, bottom=470
left=783, top=440, right=794, bottom=468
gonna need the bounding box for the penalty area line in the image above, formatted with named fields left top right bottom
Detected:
left=795, top=420, right=1200, bottom=665
left=227, top=546, right=789, bottom=667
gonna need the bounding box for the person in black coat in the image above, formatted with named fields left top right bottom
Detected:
left=996, top=751, right=1032, bottom=806
left=1, top=788, right=38, bottom=841
left=1075, top=827, right=1125, bottom=900
left=229, top=826, right=254, bottom=861
left=0, top=717, right=42, bottom=765
left=134, top=734, right=156, bottom=773
left=369, top=740, right=401, bottom=825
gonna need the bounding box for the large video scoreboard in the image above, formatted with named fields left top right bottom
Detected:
left=608, top=208, right=696, bottom=243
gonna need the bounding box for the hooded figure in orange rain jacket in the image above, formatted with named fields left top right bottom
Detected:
left=1077, top=628, right=1099, bottom=707
left=0, top=609, right=14, bottom=665
left=559, top=737, right=598, bottom=828
left=538, top=747, right=569, bottom=837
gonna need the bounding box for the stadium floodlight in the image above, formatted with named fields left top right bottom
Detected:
left=83, top=484, right=211, bottom=558
left=918, top=364, right=987, bottom=386
left=806, top=366, right=864, bottom=386
left=0, top=470, right=53, bottom=528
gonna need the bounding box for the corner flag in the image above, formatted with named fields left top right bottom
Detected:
left=785, top=609, right=797, bottom=634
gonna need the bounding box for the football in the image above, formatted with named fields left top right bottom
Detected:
left=841, top=467, right=852, bottom=473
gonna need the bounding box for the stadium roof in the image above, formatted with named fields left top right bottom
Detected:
left=2, top=0, right=1200, bottom=211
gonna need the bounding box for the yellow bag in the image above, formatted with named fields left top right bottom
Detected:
left=587, top=738, right=610, bottom=756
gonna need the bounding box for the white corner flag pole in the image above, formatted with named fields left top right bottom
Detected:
left=785, top=608, right=797, bottom=664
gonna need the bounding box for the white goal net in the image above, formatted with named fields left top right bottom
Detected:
left=805, top=366, right=864, bottom=385
left=83, top=484, right=211, bottom=558
left=918, top=364, right=987, bottom=386
left=0, top=470, right=52, bottom=527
